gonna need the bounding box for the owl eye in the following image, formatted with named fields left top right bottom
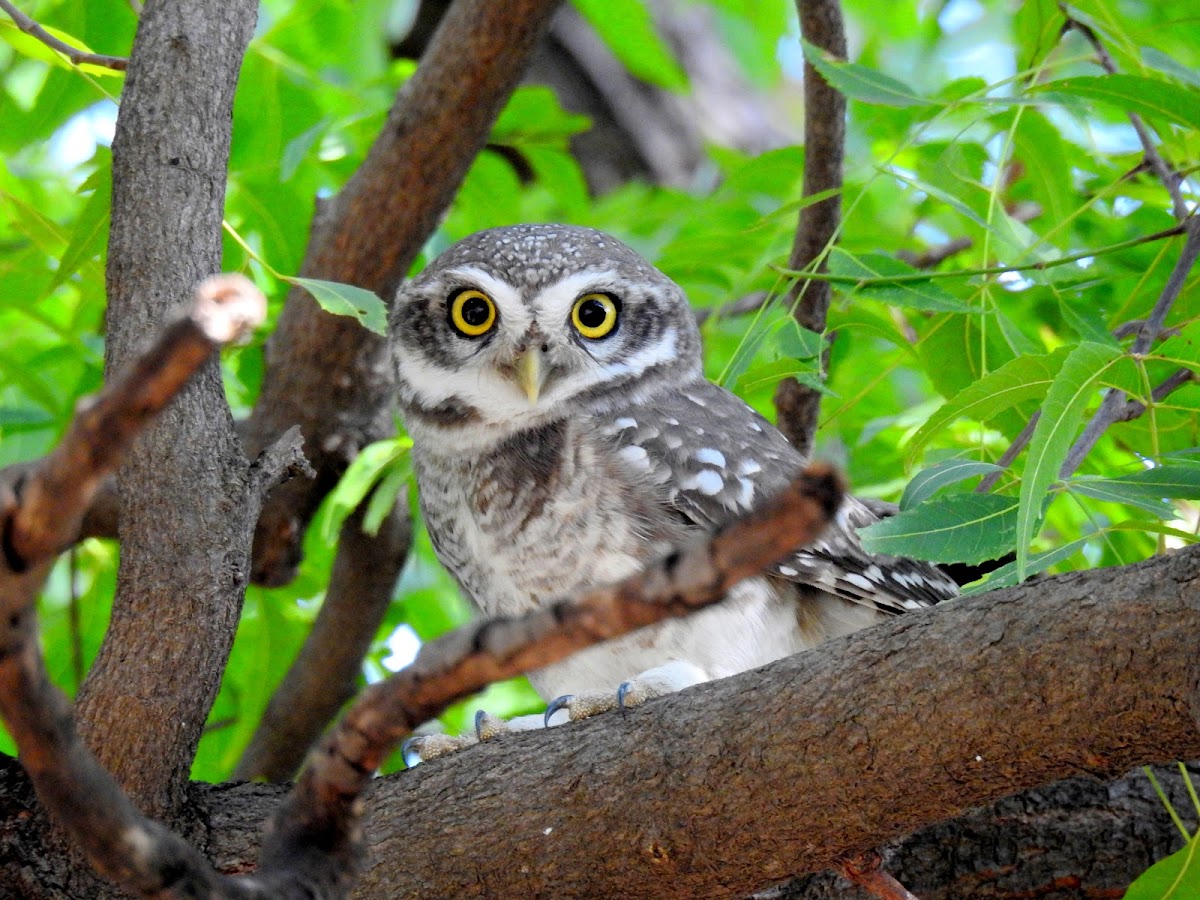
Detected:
left=571, top=292, right=619, bottom=339
left=449, top=289, right=497, bottom=338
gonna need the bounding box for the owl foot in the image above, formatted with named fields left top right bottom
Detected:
left=402, top=710, right=544, bottom=765
left=543, top=660, right=710, bottom=725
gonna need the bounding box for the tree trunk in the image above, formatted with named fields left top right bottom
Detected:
left=73, top=0, right=259, bottom=822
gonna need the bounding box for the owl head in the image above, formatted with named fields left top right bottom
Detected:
left=391, top=224, right=702, bottom=440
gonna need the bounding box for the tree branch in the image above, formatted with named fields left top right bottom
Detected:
left=774, top=0, right=846, bottom=457
left=0, top=0, right=129, bottom=72
left=71, top=0, right=260, bottom=819
left=333, top=543, right=1200, bottom=897
left=1059, top=217, right=1200, bottom=478
left=1061, top=11, right=1187, bottom=221
left=233, top=498, right=413, bottom=782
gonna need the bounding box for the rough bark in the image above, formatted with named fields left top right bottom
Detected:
left=72, top=0, right=259, bottom=821
left=5, top=545, right=1197, bottom=898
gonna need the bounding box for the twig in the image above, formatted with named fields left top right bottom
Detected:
left=898, top=202, right=1041, bottom=270
left=694, top=290, right=769, bottom=325
left=776, top=223, right=1187, bottom=285
left=775, top=0, right=847, bottom=456
left=838, top=851, right=921, bottom=900
left=0, top=0, right=129, bottom=72
left=1060, top=12, right=1187, bottom=221
left=976, top=414, right=1040, bottom=493
left=1060, top=218, right=1200, bottom=478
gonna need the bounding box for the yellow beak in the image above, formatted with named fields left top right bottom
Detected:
left=516, top=349, right=545, bottom=405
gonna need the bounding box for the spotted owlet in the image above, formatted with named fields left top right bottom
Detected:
left=391, top=224, right=957, bottom=751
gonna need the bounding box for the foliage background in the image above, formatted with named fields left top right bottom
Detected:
left=1, top=0, right=1197, bottom=829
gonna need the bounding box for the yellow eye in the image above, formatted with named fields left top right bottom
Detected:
left=571, top=293, right=619, bottom=339
left=449, top=289, right=496, bottom=337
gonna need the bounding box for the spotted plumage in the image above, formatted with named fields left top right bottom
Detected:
left=391, top=224, right=957, bottom=729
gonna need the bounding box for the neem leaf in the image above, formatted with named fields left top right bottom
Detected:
left=1016, top=342, right=1122, bottom=579
left=858, top=493, right=1019, bottom=565
left=289, top=277, right=387, bottom=335
left=800, top=39, right=933, bottom=107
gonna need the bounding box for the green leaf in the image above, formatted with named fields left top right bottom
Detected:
left=1034, top=75, right=1200, bottom=132
left=362, top=463, right=410, bottom=537
left=493, top=87, right=591, bottom=146
left=858, top=493, right=1019, bottom=565
left=1066, top=477, right=1175, bottom=518
left=288, top=277, right=387, bottom=335
left=572, top=0, right=688, bottom=91
left=1125, top=835, right=1200, bottom=900
left=322, top=437, right=410, bottom=542
left=959, top=535, right=1090, bottom=596
left=908, top=350, right=1070, bottom=464
left=901, top=459, right=1003, bottom=510
left=800, top=39, right=933, bottom=107
left=50, top=162, right=111, bottom=292
left=827, top=250, right=978, bottom=313
left=1016, top=342, right=1123, bottom=580
left=1154, top=322, right=1200, bottom=371
left=1066, top=462, right=1200, bottom=516
left=1142, top=47, right=1200, bottom=89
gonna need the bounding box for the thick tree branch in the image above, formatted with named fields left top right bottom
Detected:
left=335, top=543, right=1200, bottom=898
left=0, top=0, right=129, bottom=71
left=774, top=0, right=846, bottom=457
left=245, top=0, right=565, bottom=587
left=72, top=0, right=260, bottom=820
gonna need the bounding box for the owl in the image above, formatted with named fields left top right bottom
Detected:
left=391, top=224, right=957, bottom=754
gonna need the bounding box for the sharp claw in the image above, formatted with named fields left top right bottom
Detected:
left=544, top=694, right=574, bottom=727
left=617, top=682, right=632, bottom=715
left=401, top=736, right=422, bottom=768
left=474, top=709, right=488, bottom=741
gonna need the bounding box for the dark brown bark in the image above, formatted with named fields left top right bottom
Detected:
left=775, top=0, right=847, bottom=457
left=7, top=544, right=1197, bottom=898
left=72, top=0, right=260, bottom=820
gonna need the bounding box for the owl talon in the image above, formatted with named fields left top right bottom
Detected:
left=544, top=694, right=574, bottom=727
left=616, top=681, right=633, bottom=714
left=474, top=710, right=509, bottom=741
left=401, top=737, right=422, bottom=769
left=400, top=731, right=479, bottom=765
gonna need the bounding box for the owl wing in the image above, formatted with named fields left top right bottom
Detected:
left=600, top=378, right=958, bottom=615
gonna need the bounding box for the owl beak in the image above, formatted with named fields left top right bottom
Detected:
left=515, top=349, right=547, bottom=404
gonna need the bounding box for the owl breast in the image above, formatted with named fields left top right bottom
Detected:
left=413, top=418, right=680, bottom=620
